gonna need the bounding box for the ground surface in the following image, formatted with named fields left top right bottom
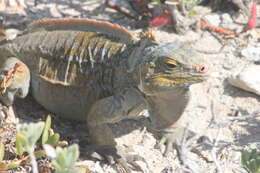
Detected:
left=0, top=0, right=260, bottom=173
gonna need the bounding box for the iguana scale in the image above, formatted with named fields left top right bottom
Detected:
left=0, top=18, right=208, bottom=170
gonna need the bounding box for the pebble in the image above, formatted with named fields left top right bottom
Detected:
left=49, top=5, right=63, bottom=18
left=241, top=46, right=260, bottom=62
left=228, top=65, right=260, bottom=96
left=220, top=95, right=234, bottom=105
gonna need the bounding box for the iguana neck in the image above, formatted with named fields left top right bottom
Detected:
left=146, top=87, right=190, bottom=130
left=127, top=38, right=156, bottom=72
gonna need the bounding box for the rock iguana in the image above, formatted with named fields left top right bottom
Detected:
left=0, top=18, right=208, bottom=170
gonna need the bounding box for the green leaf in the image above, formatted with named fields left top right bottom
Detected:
left=241, top=150, right=250, bottom=166
left=150, top=0, right=161, bottom=6
left=0, top=141, right=4, bottom=162
left=56, top=147, right=67, bottom=168
left=35, top=150, right=46, bottom=158
left=15, top=133, right=27, bottom=156
left=6, top=160, right=22, bottom=169
left=67, top=144, right=79, bottom=167
left=188, top=10, right=197, bottom=18
left=46, top=133, right=60, bottom=146
left=16, top=122, right=45, bottom=152
left=42, top=115, right=52, bottom=145
left=241, top=149, right=260, bottom=173
left=0, top=159, right=25, bottom=170
left=44, top=144, right=79, bottom=173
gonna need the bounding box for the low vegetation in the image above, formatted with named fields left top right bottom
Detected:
left=0, top=115, right=80, bottom=173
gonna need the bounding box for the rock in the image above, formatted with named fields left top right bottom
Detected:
left=228, top=65, right=260, bottom=96
left=49, top=5, right=63, bottom=18
left=204, top=13, right=221, bottom=26
left=0, top=0, right=26, bottom=14
left=221, top=13, right=233, bottom=24
left=61, top=8, right=81, bottom=16
left=5, top=28, right=20, bottom=40
left=0, top=105, right=6, bottom=122
left=241, top=46, right=260, bottom=62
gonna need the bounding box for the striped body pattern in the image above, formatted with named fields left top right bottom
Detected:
left=14, top=31, right=133, bottom=86
left=0, top=19, right=139, bottom=119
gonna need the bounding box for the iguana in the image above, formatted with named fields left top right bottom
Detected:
left=0, top=18, right=208, bottom=170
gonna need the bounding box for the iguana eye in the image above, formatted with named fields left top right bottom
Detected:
left=166, top=63, right=177, bottom=68
left=166, top=63, right=177, bottom=69
left=165, top=59, right=177, bottom=69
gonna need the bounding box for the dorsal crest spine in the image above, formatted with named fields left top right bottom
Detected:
left=28, top=18, right=137, bottom=44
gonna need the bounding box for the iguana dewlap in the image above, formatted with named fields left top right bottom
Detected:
left=0, top=18, right=208, bottom=167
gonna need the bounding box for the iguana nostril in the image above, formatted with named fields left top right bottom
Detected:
left=196, top=64, right=208, bottom=73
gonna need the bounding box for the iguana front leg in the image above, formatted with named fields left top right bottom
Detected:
left=146, top=88, right=193, bottom=156
left=86, top=87, right=147, bottom=170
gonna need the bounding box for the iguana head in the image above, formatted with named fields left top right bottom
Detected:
left=138, top=42, right=208, bottom=95
left=135, top=41, right=209, bottom=129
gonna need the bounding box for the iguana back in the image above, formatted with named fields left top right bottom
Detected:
left=0, top=18, right=138, bottom=120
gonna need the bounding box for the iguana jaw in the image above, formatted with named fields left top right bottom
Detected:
left=147, top=71, right=207, bottom=87
left=140, top=67, right=208, bottom=95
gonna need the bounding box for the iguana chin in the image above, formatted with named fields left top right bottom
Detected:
left=0, top=18, right=208, bottom=169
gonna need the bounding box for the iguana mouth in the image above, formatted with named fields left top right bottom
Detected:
left=146, top=72, right=208, bottom=88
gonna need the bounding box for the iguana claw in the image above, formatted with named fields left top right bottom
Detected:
left=157, top=132, right=178, bottom=156
left=157, top=127, right=195, bottom=156
left=91, top=146, right=145, bottom=173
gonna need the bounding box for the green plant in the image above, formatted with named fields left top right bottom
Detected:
left=181, top=0, right=202, bottom=7
left=150, top=0, right=162, bottom=6
left=42, top=115, right=68, bottom=147
left=241, top=148, right=260, bottom=173
left=42, top=115, right=60, bottom=146
left=16, top=122, right=45, bottom=155
left=4, top=116, right=74, bottom=173
left=16, top=122, right=45, bottom=173
left=44, top=144, right=80, bottom=173
left=0, top=139, right=26, bottom=170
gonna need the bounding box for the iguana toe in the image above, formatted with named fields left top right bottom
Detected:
left=91, top=146, right=145, bottom=173
left=157, top=127, right=196, bottom=156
